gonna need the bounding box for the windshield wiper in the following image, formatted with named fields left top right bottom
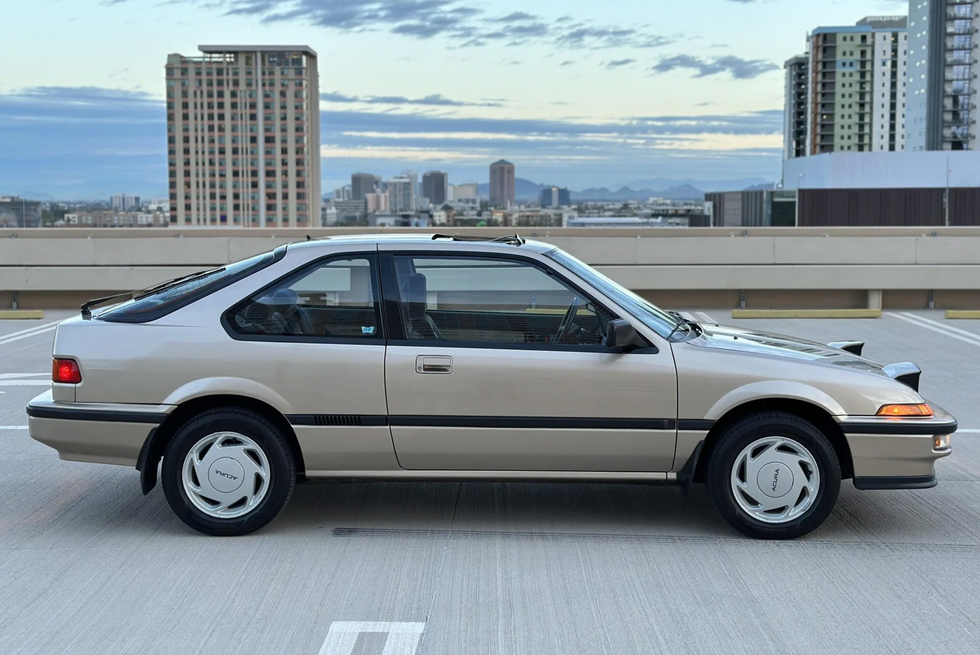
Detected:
left=80, top=267, right=226, bottom=319
left=666, top=317, right=702, bottom=341
left=132, top=267, right=224, bottom=300
left=80, top=292, right=135, bottom=319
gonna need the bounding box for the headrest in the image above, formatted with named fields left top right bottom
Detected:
left=401, top=273, right=427, bottom=305
left=257, top=286, right=299, bottom=308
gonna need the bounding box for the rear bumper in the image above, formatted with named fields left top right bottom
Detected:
left=837, top=406, right=956, bottom=483
left=26, top=391, right=171, bottom=467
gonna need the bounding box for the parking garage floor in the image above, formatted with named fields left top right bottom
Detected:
left=1, top=310, right=978, bottom=655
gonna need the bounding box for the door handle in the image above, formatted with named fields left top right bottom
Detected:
left=416, top=355, right=453, bottom=374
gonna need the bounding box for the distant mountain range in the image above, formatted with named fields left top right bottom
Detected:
left=12, top=179, right=167, bottom=202
left=619, top=177, right=770, bottom=193
left=477, top=178, right=554, bottom=200
left=574, top=184, right=705, bottom=201
left=475, top=177, right=770, bottom=202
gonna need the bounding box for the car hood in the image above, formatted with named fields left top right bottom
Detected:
left=689, top=324, right=886, bottom=374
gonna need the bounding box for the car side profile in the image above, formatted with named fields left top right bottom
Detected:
left=27, top=234, right=957, bottom=539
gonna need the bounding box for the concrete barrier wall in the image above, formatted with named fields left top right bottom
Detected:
left=3, top=227, right=980, bottom=309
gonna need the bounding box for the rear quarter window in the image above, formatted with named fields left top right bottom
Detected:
left=98, top=250, right=278, bottom=323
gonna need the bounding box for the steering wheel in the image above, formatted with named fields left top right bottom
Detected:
left=553, top=296, right=582, bottom=344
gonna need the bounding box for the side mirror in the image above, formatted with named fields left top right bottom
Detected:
left=605, top=319, right=644, bottom=351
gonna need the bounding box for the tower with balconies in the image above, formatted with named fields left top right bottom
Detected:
left=165, top=45, right=321, bottom=227
left=806, top=17, right=908, bottom=156
left=908, top=0, right=980, bottom=151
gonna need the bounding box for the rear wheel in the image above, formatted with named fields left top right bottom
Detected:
left=161, top=408, right=295, bottom=536
left=705, top=411, right=840, bottom=539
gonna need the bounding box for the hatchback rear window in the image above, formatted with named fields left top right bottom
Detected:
left=98, top=250, right=278, bottom=323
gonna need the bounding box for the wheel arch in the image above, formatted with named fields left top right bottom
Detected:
left=692, top=398, right=853, bottom=483
left=137, top=394, right=306, bottom=495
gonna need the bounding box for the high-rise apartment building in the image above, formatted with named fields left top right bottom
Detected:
left=489, top=160, right=515, bottom=207
left=0, top=196, right=42, bottom=228
left=539, top=186, right=571, bottom=207
left=111, top=194, right=142, bottom=211
left=908, top=0, right=978, bottom=151
left=451, top=183, right=479, bottom=200
left=365, top=192, right=388, bottom=213
left=806, top=18, right=907, bottom=155
left=165, top=45, right=320, bottom=227
left=422, top=171, right=449, bottom=206
left=783, top=55, right=809, bottom=159
left=386, top=176, right=414, bottom=212
left=404, top=171, right=419, bottom=210
left=351, top=173, right=381, bottom=201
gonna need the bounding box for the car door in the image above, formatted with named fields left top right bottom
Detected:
left=223, top=251, right=398, bottom=476
left=380, top=249, right=678, bottom=473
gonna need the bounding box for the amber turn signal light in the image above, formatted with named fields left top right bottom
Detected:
left=876, top=403, right=933, bottom=417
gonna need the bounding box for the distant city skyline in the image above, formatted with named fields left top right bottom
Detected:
left=0, top=0, right=909, bottom=198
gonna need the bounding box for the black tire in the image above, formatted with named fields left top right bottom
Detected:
left=704, top=411, right=841, bottom=540
left=161, top=407, right=295, bottom=536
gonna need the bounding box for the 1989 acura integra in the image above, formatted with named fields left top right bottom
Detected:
left=27, top=235, right=956, bottom=538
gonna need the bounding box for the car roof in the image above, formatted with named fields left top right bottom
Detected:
left=286, top=233, right=556, bottom=254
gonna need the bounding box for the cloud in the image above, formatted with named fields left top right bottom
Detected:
left=556, top=26, right=671, bottom=49
left=606, top=59, right=636, bottom=69
left=321, top=91, right=502, bottom=107
left=492, top=11, right=537, bottom=22
left=0, top=86, right=166, bottom=196
left=0, top=85, right=782, bottom=196
left=318, top=108, right=782, bottom=187
left=113, top=0, right=671, bottom=52
left=651, top=54, right=778, bottom=79
left=6, top=86, right=159, bottom=105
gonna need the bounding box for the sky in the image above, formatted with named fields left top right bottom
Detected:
left=0, top=0, right=909, bottom=198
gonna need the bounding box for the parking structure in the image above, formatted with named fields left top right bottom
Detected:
left=1, top=310, right=978, bottom=655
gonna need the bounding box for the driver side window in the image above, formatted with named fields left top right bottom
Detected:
left=392, top=255, right=615, bottom=346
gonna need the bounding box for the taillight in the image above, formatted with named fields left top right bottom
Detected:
left=52, top=358, right=82, bottom=384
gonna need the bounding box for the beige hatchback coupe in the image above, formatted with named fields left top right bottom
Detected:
left=27, top=235, right=956, bottom=538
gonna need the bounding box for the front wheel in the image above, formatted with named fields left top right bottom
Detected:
left=704, top=412, right=841, bottom=540
left=161, top=408, right=296, bottom=536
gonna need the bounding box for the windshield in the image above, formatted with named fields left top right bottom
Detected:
left=545, top=248, right=683, bottom=339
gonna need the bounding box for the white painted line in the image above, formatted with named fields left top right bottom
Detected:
left=0, top=381, right=51, bottom=386
left=0, top=326, right=57, bottom=347
left=886, top=313, right=980, bottom=348
left=958, top=429, right=980, bottom=434
left=899, top=312, right=980, bottom=343
left=679, top=312, right=695, bottom=321
left=0, top=373, right=48, bottom=380
left=318, top=622, right=425, bottom=655
left=0, top=426, right=28, bottom=431
left=696, top=311, right=717, bottom=324
left=0, top=320, right=61, bottom=340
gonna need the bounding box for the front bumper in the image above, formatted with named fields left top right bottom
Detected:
left=26, top=391, right=172, bottom=467
left=853, top=473, right=938, bottom=490
left=837, top=405, right=956, bottom=488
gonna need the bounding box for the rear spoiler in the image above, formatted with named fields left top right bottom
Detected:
left=882, top=362, right=922, bottom=392
left=827, top=341, right=864, bottom=356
